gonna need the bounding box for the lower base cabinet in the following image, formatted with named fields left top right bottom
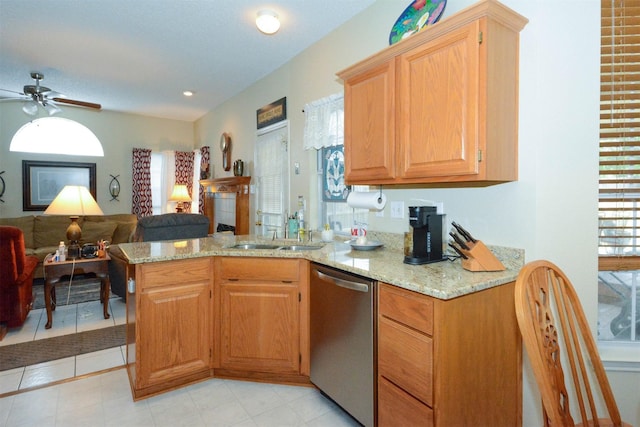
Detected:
left=127, top=258, right=213, bottom=400
left=213, top=257, right=310, bottom=382
left=377, top=281, right=521, bottom=426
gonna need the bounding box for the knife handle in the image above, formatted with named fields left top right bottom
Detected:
left=449, top=231, right=470, bottom=250
left=452, top=221, right=477, bottom=243
left=448, top=243, right=468, bottom=259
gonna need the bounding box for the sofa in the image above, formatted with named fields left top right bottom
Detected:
left=109, top=213, right=210, bottom=298
left=0, top=214, right=138, bottom=279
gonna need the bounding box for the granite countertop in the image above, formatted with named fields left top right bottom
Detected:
left=117, top=232, right=524, bottom=300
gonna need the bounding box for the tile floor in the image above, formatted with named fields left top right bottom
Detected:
left=0, top=295, right=360, bottom=426
left=0, top=295, right=127, bottom=394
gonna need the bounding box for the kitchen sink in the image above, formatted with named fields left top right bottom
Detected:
left=229, top=243, right=281, bottom=250
left=278, top=245, right=323, bottom=251
left=228, top=243, right=323, bottom=251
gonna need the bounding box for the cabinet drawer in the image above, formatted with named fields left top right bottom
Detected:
left=379, top=283, right=433, bottom=335
left=217, top=257, right=300, bottom=282
left=378, top=376, right=433, bottom=427
left=378, top=315, right=433, bottom=406
left=138, top=258, right=212, bottom=290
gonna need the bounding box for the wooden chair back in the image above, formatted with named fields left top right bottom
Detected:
left=514, top=260, right=630, bottom=427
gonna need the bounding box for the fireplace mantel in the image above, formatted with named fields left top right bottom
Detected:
left=200, top=176, right=251, bottom=235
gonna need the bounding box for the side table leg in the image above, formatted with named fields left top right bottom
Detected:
left=101, top=277, right=111, bottom=320
left=44, top=279, right=53, bottom=329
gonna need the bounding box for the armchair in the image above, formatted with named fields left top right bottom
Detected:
left=0, top=226, right=38, bottom=333
left=109, top=213, right=210, bottom=298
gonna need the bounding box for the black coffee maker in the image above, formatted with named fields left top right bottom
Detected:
left=404, top=206, right=446, bottom=265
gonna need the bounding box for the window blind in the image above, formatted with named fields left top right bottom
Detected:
left=255, top=124, right=289, bottom=232
left=599, top=0, right=640, bottom=267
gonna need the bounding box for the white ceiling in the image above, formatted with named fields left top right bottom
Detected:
left=0, top=0, right=376, bottom=122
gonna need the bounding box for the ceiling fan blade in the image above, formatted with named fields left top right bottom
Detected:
left=0, top=88, right=26, bottom=96
left=52, top=97, right=101, bottom=110
left=0, top=98, right=28, bottom=103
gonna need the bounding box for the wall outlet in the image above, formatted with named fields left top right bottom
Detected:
left=375, top=209, right=384, bottom=218
left=390, top=201, right=404, bottom=219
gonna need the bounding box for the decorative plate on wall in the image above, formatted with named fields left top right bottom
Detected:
left=389, top=0, right=447, bottom=45
left=322, top=145, right=348, bottom=201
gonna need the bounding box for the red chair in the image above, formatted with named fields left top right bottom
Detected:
left=0, top=226, right=38, bottom=333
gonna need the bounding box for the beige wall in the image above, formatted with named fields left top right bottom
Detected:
left=0, top=105, right=194, bottom=217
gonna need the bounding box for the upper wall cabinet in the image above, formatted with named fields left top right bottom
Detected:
left=338, top=0, right=528, bottom=186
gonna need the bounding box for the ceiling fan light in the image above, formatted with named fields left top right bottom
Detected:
left=256, top=10, right=280, bottom=35
left=22, top=101, right=38, bottom=116
left=44, top=102, right=61, bottom=116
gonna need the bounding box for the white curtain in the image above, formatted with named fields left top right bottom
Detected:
left=303, top=93, right=344, bottom=150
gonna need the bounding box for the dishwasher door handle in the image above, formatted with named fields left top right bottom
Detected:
left=316, top=270, right=369, bottom=293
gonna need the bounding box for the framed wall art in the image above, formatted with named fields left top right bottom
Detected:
left=22, top=160, right=97, bottom=211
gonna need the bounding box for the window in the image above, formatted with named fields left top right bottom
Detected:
left=10, top=117, right=103, bottom=156
left=317, top=145, right=368, bottom=234
left=598, top=0, right=640, bottom=343
left=149, top=150, right=201, bottom=215
left=304, top=93, right=368, bottom=235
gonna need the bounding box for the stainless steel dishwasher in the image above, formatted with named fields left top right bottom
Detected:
left=310, top=262, right=376, bottom=427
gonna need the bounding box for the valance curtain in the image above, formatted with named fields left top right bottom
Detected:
left=303, top=93, right=344, bottom=150
left=132, top=148, right=153, bottom=218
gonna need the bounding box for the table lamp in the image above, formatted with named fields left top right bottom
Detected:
left=169, top=184, right=191, bottom=213
left=44, top=185, right=103, bottom=259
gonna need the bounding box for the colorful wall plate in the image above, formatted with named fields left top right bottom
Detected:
left=389, top=0, right=447, bottom=45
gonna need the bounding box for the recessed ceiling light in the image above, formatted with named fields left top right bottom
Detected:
left=183, top=90, right=194, bottom=97
left=256, top=10, right=280, bottom=35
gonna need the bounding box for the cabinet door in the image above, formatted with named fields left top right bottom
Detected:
left=137, top=281, right=211, bottom=389
left=344, top=60, right=396, bottom=183
left=398, top=20, right=480, bottom=179
left=219, top=282, right=299, bottom=373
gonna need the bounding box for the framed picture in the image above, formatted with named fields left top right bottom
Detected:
left=22, top=160, right=97, bottom=211
left=256, top=97, right=287, bottom=129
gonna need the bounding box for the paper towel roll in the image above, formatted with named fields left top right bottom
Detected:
left=347, top=191, right=387, bottom=210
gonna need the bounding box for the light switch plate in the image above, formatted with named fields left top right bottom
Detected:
left=390, top=201, right=404, bottom=219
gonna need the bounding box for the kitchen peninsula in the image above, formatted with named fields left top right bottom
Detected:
left=118, top=233, right=524, bottom=426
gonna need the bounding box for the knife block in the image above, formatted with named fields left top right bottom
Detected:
left=460, top=240, right=505, bottom=272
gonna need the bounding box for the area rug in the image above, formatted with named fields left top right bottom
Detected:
left=32, top=277, right=103, bottom=310
left=0, top=324, right=126, bottom=372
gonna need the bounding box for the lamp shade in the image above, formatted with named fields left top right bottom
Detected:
left=169, top=184, right=192, bottom=202
left=44, top=185, right=104, bottom=216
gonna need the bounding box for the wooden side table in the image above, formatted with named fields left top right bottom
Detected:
left=43, top=254, right=111, bottom=329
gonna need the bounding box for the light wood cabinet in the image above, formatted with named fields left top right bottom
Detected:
left=213, top=257, right=310, bottom=382
left=128, top=258, right=213, bottom=399
left=339, top=0, right=528, bottom=186
left=377, top=281, right=521, bottom=426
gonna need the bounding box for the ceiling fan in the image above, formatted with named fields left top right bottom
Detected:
left=0, top=72, right=101, bottom=116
